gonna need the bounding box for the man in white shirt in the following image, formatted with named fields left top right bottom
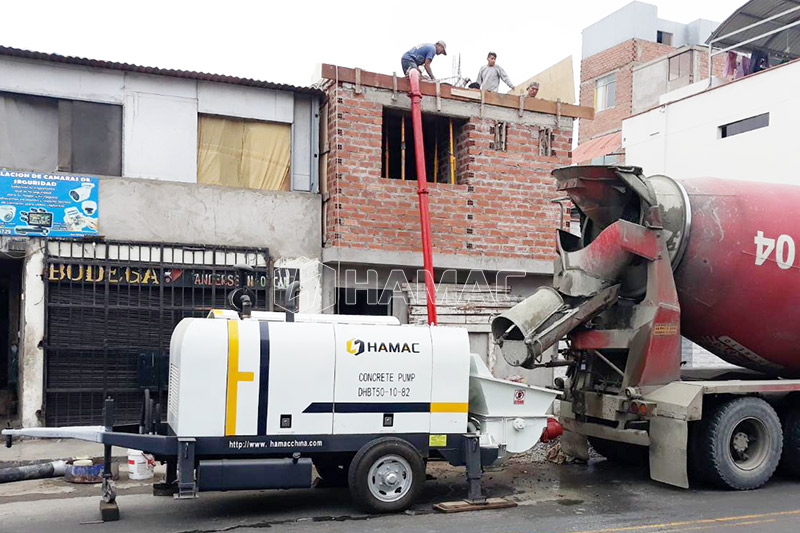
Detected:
left=475, top=52, right=514, bottom=92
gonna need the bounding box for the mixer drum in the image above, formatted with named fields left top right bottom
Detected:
left=671, top=177, right=800, bottom=376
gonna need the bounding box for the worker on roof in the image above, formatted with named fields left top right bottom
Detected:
left=401, top=41, right=447, bottom=80
left=476, top=52, right=514, bottom=92
left=526, top=81, right=540, bottom=98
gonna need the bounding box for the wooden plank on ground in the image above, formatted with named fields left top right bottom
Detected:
left=433, top=498, right=517, bottom=513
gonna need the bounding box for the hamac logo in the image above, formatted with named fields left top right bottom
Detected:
left=346, top=338, right=421, bottom=356
left=347, top=338, right=365, bottom=356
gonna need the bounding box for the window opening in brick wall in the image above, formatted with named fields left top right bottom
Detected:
left=719, top=113, right=769, bottom=138
left=657, top=31, right=673, bottom=46
left=594, top=73, right=616, bottom=112
left=335, top=288, right=391, bottom=315
left=539, top=127, right=553, bottom=157
left=669, top=51, right=693, bottom=81
left=381, top=108, right=466, bottom=183
left=492, top=122, right=507, bottom=151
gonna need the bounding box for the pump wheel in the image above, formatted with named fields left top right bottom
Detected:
left=779, top=408, right=800, bottom=476
left=313, top=456, right=352, bottom=487
left=588, top=437, right=649, bottom=466
left=348, top=437, right=424, bottom=513
left=699, top=397, right=782, bottom=490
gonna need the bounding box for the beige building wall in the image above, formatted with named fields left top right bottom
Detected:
left=511, top=56, right=576, bottom=103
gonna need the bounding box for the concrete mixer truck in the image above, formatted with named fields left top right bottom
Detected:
left=492, top=165, right=800, bottom=492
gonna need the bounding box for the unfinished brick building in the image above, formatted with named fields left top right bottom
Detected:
left=574, top=1, right=724, bottom=165
left=317, top=65, right=592, bottom=380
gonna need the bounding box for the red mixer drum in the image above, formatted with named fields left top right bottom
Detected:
left=669, top=177, right=800, bottom=376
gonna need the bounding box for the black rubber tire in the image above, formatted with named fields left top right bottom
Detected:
left=699, top=397, right=782, bottom=490
left=588, top=436, right=649, bottom=466
left=780, top=408, right=800, bottom=476
left=348, top=437, right=425, bottom=514
left=313, top=457, right=352, bottom=487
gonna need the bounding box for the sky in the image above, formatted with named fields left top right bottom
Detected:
left=3, top=0, right=744, bottom=100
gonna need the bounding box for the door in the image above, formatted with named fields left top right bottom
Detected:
left=0, top=258, right=22, bottom=421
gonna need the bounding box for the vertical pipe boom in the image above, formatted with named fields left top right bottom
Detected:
left=407, top=69, right=438, bottom=325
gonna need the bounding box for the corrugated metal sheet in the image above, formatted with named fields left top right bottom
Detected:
left=0, top=45, right=324, bottom=97
left=572, top=131, right=622, bottom=165
left=707, top=0, right=800, bottom=58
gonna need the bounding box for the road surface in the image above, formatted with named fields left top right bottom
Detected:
left=2, top=454, right=799, bottom=532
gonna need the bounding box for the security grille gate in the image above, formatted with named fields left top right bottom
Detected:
left=44, top=240, right=272, bottom=427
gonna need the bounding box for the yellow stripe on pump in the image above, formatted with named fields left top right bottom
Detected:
left=430, top=402, right=468, bottom=413
left=225, top=320, right=254, bottom=436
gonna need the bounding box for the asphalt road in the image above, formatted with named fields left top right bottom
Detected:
left=2, top=457, right=800, bottom=533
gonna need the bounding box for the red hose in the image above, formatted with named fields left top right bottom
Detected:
left=540, top=417, right=564, bottom=443
left=407, top=70, right=437, bottom=325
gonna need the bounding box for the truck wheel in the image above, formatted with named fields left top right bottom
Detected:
left=313, top=457, right=352, bottom=487
left=780, top=408, right=800, bottom=476
left=699, top=397, right=782, bottom=490
left=588, top=437, right=649, bottom=466
left=348, top=437, right=424, bottom=513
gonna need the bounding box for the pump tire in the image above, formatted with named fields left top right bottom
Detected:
left=348, top=437, right=425, bottom=513
left=779, top=408, right=800, bottom=476
left=588, top=437, right=649, bottom=466
left=313, top=456, right=352, bottom=487
left=699, top=397, right=782, bottom=490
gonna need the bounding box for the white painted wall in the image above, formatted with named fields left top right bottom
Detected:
left=582, top=1, right=658, bottom=58
left=0, top=56, right=318, bottom=189
left=19, top=247, right=45, bottom=428
left=623, top=60, right=800, bottom=184
left=123, top=93, right=198, bottom=182
left=197, top=82, right=293, bottom=123
left=582, top=1, right=717, bottom=59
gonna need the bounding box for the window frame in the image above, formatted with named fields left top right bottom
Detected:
left=668, top=51, right=693, bottom=82
left=595, top=73, right=617, bottom=112
left=0, top=91, right=122, bottom=176
left=719, top=113, right=769, bottom=138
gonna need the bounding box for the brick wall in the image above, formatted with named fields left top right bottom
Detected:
left=696, top=51, right=727, bottom=82
left=325, top=83, right=573, bottom=262
left=579, top=39, right=675, bottom=143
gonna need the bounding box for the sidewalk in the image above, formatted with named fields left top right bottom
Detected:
left=0, top=438, right=125, bottom=468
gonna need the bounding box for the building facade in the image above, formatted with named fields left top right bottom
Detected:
left=0, top=47, right=323, bottom=428
left=318, top=65, right=592, bottom=384
left=574, top=1, right=721, bottom=165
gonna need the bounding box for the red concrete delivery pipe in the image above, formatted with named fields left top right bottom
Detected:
left=407, top=69, right=438, bottom=325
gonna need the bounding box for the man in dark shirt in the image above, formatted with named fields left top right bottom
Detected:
left=401, top=41, right=447, bottom=79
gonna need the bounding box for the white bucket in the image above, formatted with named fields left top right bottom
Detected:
left=127, top=449, right=155, bottom=480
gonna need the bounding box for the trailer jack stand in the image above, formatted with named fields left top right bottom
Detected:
left=465, top=434, right=486, bottom=504
left=100, top=398, right=120, bottom=522
left=175, top=438, right=198, bottom=499
left=433, top=435, right=517, bottom=514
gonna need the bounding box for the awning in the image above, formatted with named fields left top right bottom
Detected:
left=706, top=0, right=800, bottom=59
left=572, top=131, right=622, bottom=165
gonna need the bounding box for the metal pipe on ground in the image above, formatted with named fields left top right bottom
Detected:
left=0, top=460, right=67, bottom=483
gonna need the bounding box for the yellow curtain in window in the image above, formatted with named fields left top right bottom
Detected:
left=198, top=115, right=291, bottom=191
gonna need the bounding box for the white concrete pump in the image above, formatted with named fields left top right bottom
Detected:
left=4, top=308, right=559, bottom=516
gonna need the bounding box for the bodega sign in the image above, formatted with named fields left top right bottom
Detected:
left=47, top=263, right=273, bottom=289
left=48, top=264, right=160, bottom=285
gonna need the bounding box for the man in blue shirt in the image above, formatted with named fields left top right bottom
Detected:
left=401, top=41, right=447, bottom=80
